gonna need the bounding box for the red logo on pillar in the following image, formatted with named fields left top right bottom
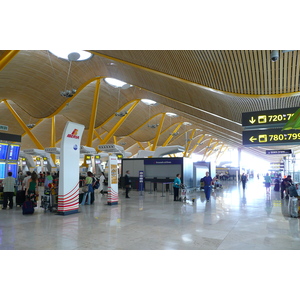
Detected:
left=67, top=129, right=80, bottom=139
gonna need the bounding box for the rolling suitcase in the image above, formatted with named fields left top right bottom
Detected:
left=289, top=197, right=299, bottom=218
left=16, top=190, right=26, bottom=206
left=22, top=199, right=34, bottom=215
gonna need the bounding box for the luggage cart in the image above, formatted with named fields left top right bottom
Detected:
left=179, top=184, right=194, bottom=203
left=40, top=186, right=57, bottom=212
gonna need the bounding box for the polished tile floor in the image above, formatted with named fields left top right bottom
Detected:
left=1, top=178, right=300, bottom=250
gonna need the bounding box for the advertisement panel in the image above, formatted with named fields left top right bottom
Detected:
left=57, top=122, right=85, bottom=215
left=107, top=155, right=118, bottom=205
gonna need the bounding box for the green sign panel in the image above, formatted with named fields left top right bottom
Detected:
left=243, top=128, right=300, bottom=146
left=242, top=107, right=299, bottom=129
left=0, top=125, right=8, bottom=131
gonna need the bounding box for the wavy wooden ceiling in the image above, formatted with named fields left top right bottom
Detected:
left=1, top=50, right=300, bottom=163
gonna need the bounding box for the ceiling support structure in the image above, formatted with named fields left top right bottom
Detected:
left=216, top=146, right=229, bottom=163
left=137, top=142, right=145, bottom=150
left=202, top=138, right=213, bottom=161
left=187, top=134, right=205, bottom=158
left=204, top=141, right=220, bottom=160
left=151, top=113, right=166, bottom=151
left=0, top=50, right=19, bottom=71
left=50, top=116, right=56, bottom=163
left=100, top=100, right=139, bottom=145
left=3, top=99, right=44, bottom=149
left=184, top=129, right=196, bottom=157
left=86, top=78, right=101, bottom=147
left=215, top=144, right=225, bottom=163
left=162, top=122, right=183, bottom=147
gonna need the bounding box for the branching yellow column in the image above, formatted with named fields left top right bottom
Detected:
left=202, top=138, right=213, bottom=161
left=137, top=142, right=145, bottom=150
left=216, top=146, right=228, bottom=162
left=100, top=100, right=139, bottom=145
left=151, top=113, right=166, bottom=151
left=204, top=141, right=220, bottom=160
left=184, top=129, right=196, bottom=157
left=3, top=99, right=44, bottom=149
left=162, top=122, right=183, bottom=147
left=187, top=134, right=205, bottom=158
left=86, top=78, right=101, bottom=147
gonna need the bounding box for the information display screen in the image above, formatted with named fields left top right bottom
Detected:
left=5, top=163, right=18, bottom=178
left=0, top=162, right=6, bottom=179
left=243, top=129, right=300, bottom=146
left=7, top=144, right=20, bottom=160
left=0, top=142, right=9, bottom=160
left=242, top=107, right=299, bottom=129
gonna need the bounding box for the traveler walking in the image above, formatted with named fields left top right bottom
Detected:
left=2, top=171, right=15, bottom=209
left=173, top=174, right=181, bottom=201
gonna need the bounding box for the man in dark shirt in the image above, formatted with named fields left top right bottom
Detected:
left=202, top=172, right=213, bottom=202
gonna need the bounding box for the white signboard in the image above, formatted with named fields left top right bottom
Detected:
left=57, top=122, right=85, bottom=215
left=107, top=155, right=119, bottom=205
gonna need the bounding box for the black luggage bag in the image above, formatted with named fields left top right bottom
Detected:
left=22, top=199, right=35, bottom=215
left=16, top=190, right=26, bottom=206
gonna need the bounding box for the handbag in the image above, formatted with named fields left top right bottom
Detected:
left=82, top=185, right=89, bottom=193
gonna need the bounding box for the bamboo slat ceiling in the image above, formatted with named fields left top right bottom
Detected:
left=1, top=50, right=300, bottom=162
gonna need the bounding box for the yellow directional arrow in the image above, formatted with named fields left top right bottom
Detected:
left=249, top=136, right=257, bottom=142
left=249, top=117, right=256, bottom=124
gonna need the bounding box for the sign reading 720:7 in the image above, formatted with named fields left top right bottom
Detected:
left=242, top=107, right=299, bottom=129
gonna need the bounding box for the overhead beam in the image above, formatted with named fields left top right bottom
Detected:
left=0, top=50, right=19, bottom=71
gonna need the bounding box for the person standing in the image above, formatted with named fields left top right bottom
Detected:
left=124, top=170, right=131, bottom=198
left=44, top=172, right=53, bottom=189
left=81, top=171, right=94, bottom=205
left=203, top=172, right=213, bottom=202
left=99, top=172, right=105, bottom=194
left=264, top=173, right=272, bottom=194
left=2, top=171, right=16, bottom=209
left=241, top=173, right=247, bottom=190
left=173, top=174, right=181, bottom=201
left=22, top=171, right=31, bottom=192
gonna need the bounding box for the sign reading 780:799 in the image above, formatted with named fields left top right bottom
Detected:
left=242, top=129, right=300, bottom=146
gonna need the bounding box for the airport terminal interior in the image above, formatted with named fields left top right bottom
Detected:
left=0, top=177, right=300, bottom=250
left=1, top=50, right=300, bottom=251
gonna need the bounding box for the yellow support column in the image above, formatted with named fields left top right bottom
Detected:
left=151, top=113, right=166, bottom=151
left=50, top=116, right=56, bottom=163
left=86, top=78, right=101, bottom=147
left=3, top=99, right=43, bottom=149
left=216, top=146, right=228, bottom=163
left=137, top=142, right=145, bottom=150
left=184, top=129, right=196, bottom=157
left=202, top=138, right=213, bottom=161
left=100, top=100, right=139, bottom=145
left=0, top=50, right=19, bottom=71
left=187, top=134, right=205, bottom=158
left=162, top=122, right=183, bottom=147
left=205, top=142, right=220, bottom=160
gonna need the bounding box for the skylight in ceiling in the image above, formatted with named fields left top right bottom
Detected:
left=141, top=99, right=157, bottom=105
left=49, top=50, right=93, bottom=61
left=104, top=78, right=132, bottom=89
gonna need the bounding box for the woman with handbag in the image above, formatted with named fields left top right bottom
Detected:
left=81, top=171, right=93, bottom=205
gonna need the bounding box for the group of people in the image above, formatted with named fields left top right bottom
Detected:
left=80, top=171, right=106, bottom=205
left=173, top=171, right=214, bottom=202
left=1, top=171, right=54, bottom=209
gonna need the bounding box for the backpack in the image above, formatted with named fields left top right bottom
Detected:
left=93, top=178, right=100, bottom=190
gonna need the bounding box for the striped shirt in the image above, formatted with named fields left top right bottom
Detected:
left=3, top=176, right=16, bottom=192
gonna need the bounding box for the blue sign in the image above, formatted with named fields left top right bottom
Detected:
left=139, top=171, right=144, bottom=191
left=144, top=158, right=182, bottom=165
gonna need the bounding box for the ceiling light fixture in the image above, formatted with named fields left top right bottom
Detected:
left=166, top=112, right=178, bottom=117
left=141, top=99, right=157, bottom=106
